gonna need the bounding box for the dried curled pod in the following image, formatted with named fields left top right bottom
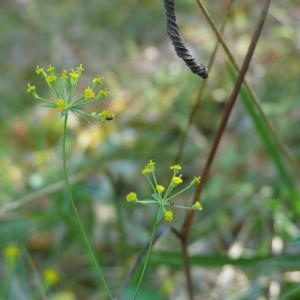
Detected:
left=163, top=0, right=208, bottom=79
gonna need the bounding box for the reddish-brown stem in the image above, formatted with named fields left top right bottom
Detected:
left=180, top=0, right=272, bottom=298
left=182, top=237, right=194, bottom=300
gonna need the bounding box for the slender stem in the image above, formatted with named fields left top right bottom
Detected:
left=132, top=207, right=161, bottom=300
left=25, top=250, right=48, bottom=300
left=182, top=239, right=194, bottom=300
left=166, top=184, right=193, bottom=202
left=145, top=176, right=157, bottom=193
left=62, top=114, right=114, bottom=300
left=179, top=3, right=272, bottom=299
left=173, top=0, right=235, bottom=164
left=2, top=261, right=15, bottom=300
left=170, top=204, right=194, bottom=210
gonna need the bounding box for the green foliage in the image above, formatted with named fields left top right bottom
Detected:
left=0, top=0, right=300, bottom=299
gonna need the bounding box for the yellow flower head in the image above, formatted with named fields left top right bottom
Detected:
left=69, top=72, right=80, bottom=79
left=126, top=192, right=138, bottom=203
left=99, top=89, right=109, bottom=97
left=4, top=244, right=21, bottom=260
left=47, top=65, right=56, bottom=73
left=60, top=69, right=69, bottom=80
left=56, top=99, right=67, bottom=112
left=192, top=201, right=202, bottom=210
left=93, top=76, right=103, bottom=85
left=36, top=66, right=44, bottom=75
left=46, top=75, right=57, bottom=84
left=164, top=210, right=173, bottom=222
left=172, top=176, right=183, bottom=185
left=156, top=185, right=165, bottom=194
left=84, top=87, right=96, bottom=100
left=43, top=268, right=60, bottom=286
left=76, top=64, right=84, bottom=72
left=27, top=84, right=36, bottom=94
left=192, top=176, right=201, bottom=185
left=142, top=167, right=153, bottom=175
left=170, top=164, right=181, bottom=172
left=146, top=160, right=156, bottom=168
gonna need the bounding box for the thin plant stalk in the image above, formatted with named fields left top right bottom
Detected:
left=62, top=114, right=114, bottom=300
left=180, top=1, right=272, bottom=299
left=2, top=262, right=15, bottom=300
left=132, top=207, right=161, bottom=300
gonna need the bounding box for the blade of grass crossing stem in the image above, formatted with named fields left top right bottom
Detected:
left=227, top=62, right=300, bottom=212
left=150, top=251, right=300, bottom=270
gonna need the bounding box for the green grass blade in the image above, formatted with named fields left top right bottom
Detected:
left=227, top=62, right=300, bottom=212
left=151, top=251, right=300, bottom=270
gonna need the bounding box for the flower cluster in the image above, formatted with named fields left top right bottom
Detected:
left=43, top=268, right=60, bottom=287
left=3, top=244, right=21, bottom=266
left=126, top=161, right=202, bottom=222
left=27, top=65, right=114, bottom=122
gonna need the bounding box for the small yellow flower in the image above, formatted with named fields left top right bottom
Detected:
left=27, top=84, right=36, bottom=94
left=56, top=99, right=67, bottom=112
left=76, top=64, right=84, bottom=72
left=164, top=210, right=173, bottom=222
left=146, top=160, right=156, bottom=168
left=192, top=201, right=202, bottom=210
left=156, top=185, right=165, bottom=193
left=46, top=75, right=57, bottom=84
left=69, top=72, right=79, bottom=79
left=170, top=164, right=181, bottom=172
left=142, top=167, right=153, bottom=175
left=60, top=70, right=69, bottom=80
left=99, top=89, right=109, bottom=97
left=4, top=244, right=21, bottom=260
left=47, top=65, right=56, bottom=73
left=102, top=111, right=114, bottom=121
left=93, top=76, right=103, bottom=85
left=192, top=176, right=201, bottom=184
left=126, top=192, right=138, bottom=203
left=36, top=66, right=44, bottom=75
left=84, top=87, right=96, bottom=100
left=43, top=268, right=60, bottom=286
left=172, top=176, right=183, bottom=185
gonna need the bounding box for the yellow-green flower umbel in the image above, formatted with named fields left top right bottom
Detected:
left=126, top=160, right=203, bottom=222
left=27, top=65, right=113, bottom=122
left=56, top=99, right=67, bottom=112
left=124, top=161, right=203, bottom=299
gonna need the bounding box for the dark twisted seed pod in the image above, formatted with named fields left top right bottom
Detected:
left=163, top=0, right=208, bottom=79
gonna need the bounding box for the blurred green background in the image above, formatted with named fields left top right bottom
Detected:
left=1, top=0, right=300, bottom=299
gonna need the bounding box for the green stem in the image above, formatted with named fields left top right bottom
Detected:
left=132, top=207, right=161, bottom=300
left=2, top=260, right=16, bottom=300
left=165, top=184, right=193, bottom=203
left=62, top=114, right=114, bottom=300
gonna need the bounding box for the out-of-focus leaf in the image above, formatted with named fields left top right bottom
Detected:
left=292, top=236, right=300, bottom=246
